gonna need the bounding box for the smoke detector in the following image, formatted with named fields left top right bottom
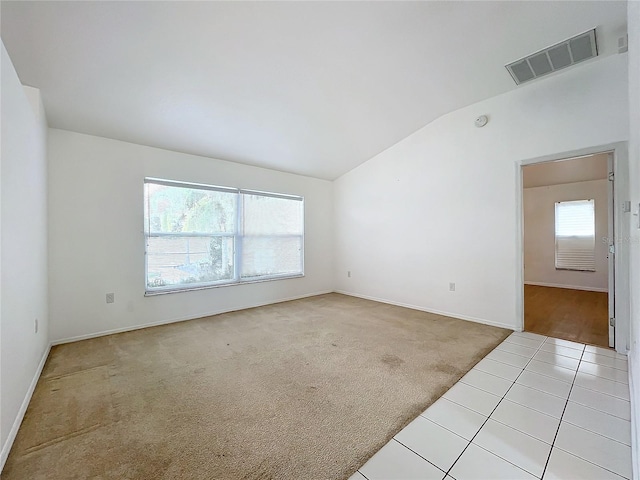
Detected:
left=475, top=115, right=488, bottom=128
left=506, top=29, right=598, bottom=85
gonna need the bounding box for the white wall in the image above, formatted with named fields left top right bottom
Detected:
left=47, top=130, right=334, bottom=342
left=524, top=180, right=609, bottom=292
left=334, top=53, right=628, bottom=330
left=0, top=44, right=49, bottom=468
left=627, top=1, right=640, bottom=478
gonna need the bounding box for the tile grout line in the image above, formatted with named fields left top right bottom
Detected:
left=577, top=370, right=631, bottom=388
left=508, top=334, right=584, bottom=350
left=580, top=358, right=629, bottom=372
left=566, top=396, right=631, bottom=422
left=560, top=403, right=633, bottom=444
left=541, top=351, right=632, bottom=479
left=487, top=400, right=562, bottom=435
left=456, top=372, right=569, bottom=401
left=444, top=335, right=550, bottom=479
left=475, top=362, right=574, bottom=387
left=494, top=346, right=540, bottom=360
left=551, top=445, right=631, bottom=479
left=461, top=364, right=575, bottom=424
left=463, top=362, right=576, bottom=398
left=521, top=358, right=630, bottom=393
left=490, top=353, right=576, bottom=370
left=423, top=395, right=557, bottom=448
left=539, top=344, right=585, bottom=479
left=571, top=378, right=631, bottom=403
left=390, top=438, right=448, bottom=478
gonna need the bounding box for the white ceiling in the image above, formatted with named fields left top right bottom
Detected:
left=523, top=153, right=609, bottom=188
left=1, top=1, right=628, bottom=180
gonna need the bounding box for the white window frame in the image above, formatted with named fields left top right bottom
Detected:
left=144, top=178, right=304, bottom=295
left=554, top=199, right=596, bottom=272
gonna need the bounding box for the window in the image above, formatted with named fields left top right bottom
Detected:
left=555, top=199, right=595, bottom=271
left=144, top=178, right=303, bottom=294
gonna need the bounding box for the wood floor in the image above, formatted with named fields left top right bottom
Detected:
left=524, top=285, right=609, bottom=348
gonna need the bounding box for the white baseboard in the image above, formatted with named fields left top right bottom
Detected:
left=629, top=353, right=639, bottom=480
left=334, top=290, right=516, bottom=331
left=524, top=281, right=608, bottom=293
left=0, top=343, right=51, bottom=472
left=52, top=290, right=333, bottom=345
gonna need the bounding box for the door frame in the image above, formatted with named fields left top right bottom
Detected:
left=515, top=142, right=630, bottom=354
left=607, top=153, right=615, bottom=348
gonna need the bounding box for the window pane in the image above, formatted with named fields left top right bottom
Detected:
left=555, top=199, right=594, bottom=237
left=146, top=236, right=234, bottom=288
left=242, top=194, right=303, bottom=235
left=144, top=179, right=304, bottom=292
left=241, top=236, right=302, bottom=278
left=241, top=193, right=304, bottom=279
left=146, top=183, right=236, bottom=234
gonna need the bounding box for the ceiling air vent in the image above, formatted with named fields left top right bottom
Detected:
left=506, top=29, right=598, bottom=85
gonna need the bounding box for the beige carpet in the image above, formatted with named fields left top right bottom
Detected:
left=2, top=293, right=510, bottom=480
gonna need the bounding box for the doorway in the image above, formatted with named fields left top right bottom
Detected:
left=521, top=152, right=614, bottom=348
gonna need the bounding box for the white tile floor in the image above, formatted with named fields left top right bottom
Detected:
left=352, top=332, right=632, bottom=480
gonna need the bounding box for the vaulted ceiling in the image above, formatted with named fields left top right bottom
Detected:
left=1, top=1, right=628, bottom=179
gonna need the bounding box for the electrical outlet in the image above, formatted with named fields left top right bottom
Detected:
left=106, top=293, right=115, bottom=304
left=449, top=282, right=456, bottom=292
left=34, top=318, right=38, bottom=333
left=347, top=271, right=351, bottom=278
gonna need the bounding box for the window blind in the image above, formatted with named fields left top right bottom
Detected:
left=555, top=199, right=595, bottom=271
